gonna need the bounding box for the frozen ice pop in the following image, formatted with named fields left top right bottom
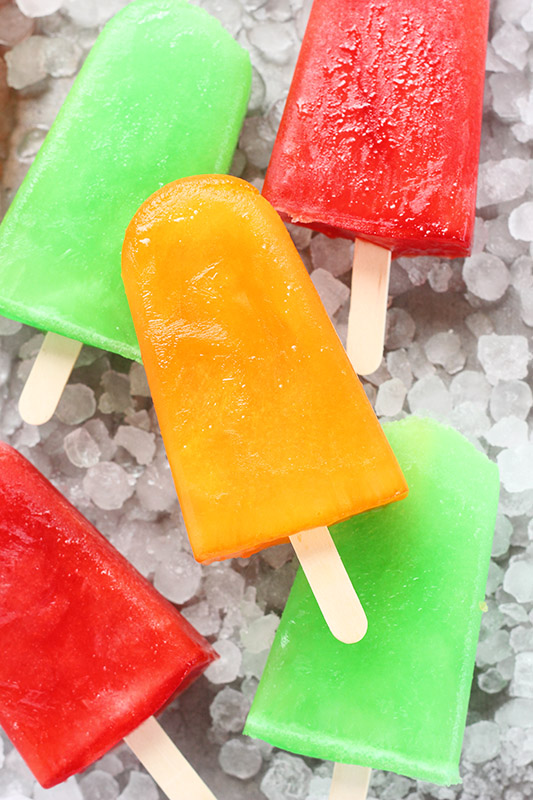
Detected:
left=245, top=417, right=499, bottom=788
left=263, top=0, right=489, bottom=372
left=122, top=174, right=407, bottom=562
left=0, top=0, right=250, bottom=424
left=0, top=442, right=216, bottom=795
left=122, top=174, right=408, bottom=642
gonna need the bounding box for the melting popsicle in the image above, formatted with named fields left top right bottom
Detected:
left=244, top=417, right=500, bottom=796
left=263, top=0, right=489, bottom=373
left=122, top=174, right=408, bottom=643
left=0, top=442, right=217, bottom=799
left=0, top=0, right=251, bottom=424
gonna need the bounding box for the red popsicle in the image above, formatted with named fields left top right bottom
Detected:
left=0, top=442, right=216, bottom=796
left=263, top=0, right=489, bottom=372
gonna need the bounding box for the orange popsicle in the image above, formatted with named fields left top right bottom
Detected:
left=122, top=175, right=406, bottom=567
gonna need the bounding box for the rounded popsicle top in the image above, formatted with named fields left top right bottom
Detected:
left=0, top=0, right=251, bottom=361
left=263, top=0, right=489, bottom=258
left=0, top=442, right=216, bottom=788
left=244, top=417, right=499, bottom=785
left=122, top=175, right=407, bottom=563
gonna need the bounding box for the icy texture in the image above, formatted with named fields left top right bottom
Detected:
left=375, top=379, right=406, bottom=417
left=260, top=753, right=312, bottom=800
left=15, top=0, right=62, bottom=16
left=117, top=772, right=158, bottom=800
left=477, top=334, right=529, bottom=383
left=462, top=722, right=500, bottom=763
left=78, top=770, right=119, bottom=800
left=219, top=738, right=262, bottom=779
left=205, top=640, right=242, bottom=684
left=0, top=0, right=530, bottom=797
left=463, top=253, right=510, bottom=300
left=310, top=235, right=353, bottom=277
left=509, top=202, right=533, bottom=240
left=56, top=384, right=96, bottom=425
left=310, top=268, right=349, bottom=317
left=477, top=159, right=530, bottom=207
left=82, top=462, right=135, bottom=510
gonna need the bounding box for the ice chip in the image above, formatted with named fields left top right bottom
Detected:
left=219, top=738, right=262, bottom=780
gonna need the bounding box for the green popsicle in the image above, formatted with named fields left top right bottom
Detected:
left=0, top=0, right=251, bottom=361
left=244, top=417, right=499, bottom=786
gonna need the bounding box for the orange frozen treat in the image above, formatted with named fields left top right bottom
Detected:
left=122, top=175, right=407, bottom=563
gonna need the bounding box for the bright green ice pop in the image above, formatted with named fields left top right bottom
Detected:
left=0, top=0, right=251, bottom=361
left=245, top=417, right=499, bottom=786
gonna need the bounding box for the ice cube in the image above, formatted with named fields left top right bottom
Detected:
left=375, top=378, right=407, bottom=417
left=462, top=721, right=500, bottom=763
left=5, top=36, right=47, bottom=89
left=219, top=738, right=262, bottom=780
left=385, top=308, right=416, bottom=349
left=181, top=601, right=221, bottom=637
left=114, top=426, right=156, bottom=466
left=424, top=331, right=465, bottom=374
left=210, top=687, right=251, bottom=733
left=82, top=461, right=135, bottom=510
left=56, top=384, right=96, bottom=425
left=504, top=557, right=533, bottom=602
left=510, top=652, right=533, bottom=698
left=260, top=752, right=312, bottom=800
left=498, top=445, right=533, bottom=493
left=490, top=379, right=532, bottom=420
left=477, top=159, right=530, bottom=207
left=310, top=268, right=349, bottom=317
left=477, top=334, right=529, bottom=383
left=78, top=770, right=119, bottom=800
left=15, top=0, right=62, bottom=16
left=117, top=772, right=158, bottom=800
left=407, top=375, right=452, bottom=419
left=492, top=23, right=530, bottom=70
left=153, top=551, right=202, bottom=604
left=310, top=235, right=353, bottom=277
left=509, top=202, right=533, bottom=242
left=34, top=776, right=83, bottom=799
left=64, top=427, right=100, bottom=468
left=241, top=613, right=279, bottom=654
left=484, top=416, right=528, bottom=448
left=204, top=639, right=242, bottom=684
left=463, top=253, right=510, bottom=301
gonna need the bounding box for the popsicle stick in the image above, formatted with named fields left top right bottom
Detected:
left=18, top=332, right=82, bottom=426
left=289, top=526, right=367, bottom=644
left=347, top=240, right=391, bottom=376
left=329, top=764, right=372, bottom=800
left=125, top=716, right=217, bottom=800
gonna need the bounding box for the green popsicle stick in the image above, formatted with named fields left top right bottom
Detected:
left=0, top=0, right=251, bottom=361
left=245, top=417, right=499, bottom=786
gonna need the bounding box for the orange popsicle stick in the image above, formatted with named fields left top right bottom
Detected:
left=122, top=176, right=407, bottom=640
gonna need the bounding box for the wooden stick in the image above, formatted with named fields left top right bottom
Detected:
left=329, top=764, right=372, bottom=800
left=125, top=716, right=217, bottom=800
left=347, top=240, right=391, bottom=376
left=289, top=526, right=367, bottom=643
left=18, top=332, right=82, bottom=426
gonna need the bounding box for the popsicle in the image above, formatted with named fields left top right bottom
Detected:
left=244, top=417, right=499, bottom=795
left=0, top=441, right=217, bottom=799
left=0, top=0, right=251, bottom=424
left=122, top=174, right=408, bottom=643
left=263, top=0, right=489, bottom=374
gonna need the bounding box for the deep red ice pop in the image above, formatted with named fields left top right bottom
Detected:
left=0, top=442, right=216, bottom=789
left=264, top=0, right=489, bottom=258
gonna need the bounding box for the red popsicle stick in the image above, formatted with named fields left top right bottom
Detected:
left=346, top=240, right=391, bottom=376
left=125, top=717, right=217, bottom=800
